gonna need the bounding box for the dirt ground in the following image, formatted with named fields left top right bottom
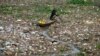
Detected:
left=0, top=4, right=100, bottom=56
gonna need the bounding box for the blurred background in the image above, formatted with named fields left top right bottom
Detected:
left=0, top=0, right=100, bottom=56
left=0, top=0, right=99, bottom=19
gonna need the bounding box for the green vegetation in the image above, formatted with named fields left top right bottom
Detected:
left=70, top=0, right=85, bottom=4
left=77, top=52, right=85, bottom=56
left=34, top=5, right=51, bottom=14
left=57, top=45, right=68, bottom=53
left=0, top=4, right=67, bottom=19
left=0, top=0, right=94, bottom=19
left=96, top=43, right=100, bottom=49
left=69, top=0, right=93, bottom=5
left=59, top=48, right=65, bottom=53
left=0, top=4, right=13, bottom=14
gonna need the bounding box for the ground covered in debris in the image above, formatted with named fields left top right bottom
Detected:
left=0, top=5, right=100, bottom=56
